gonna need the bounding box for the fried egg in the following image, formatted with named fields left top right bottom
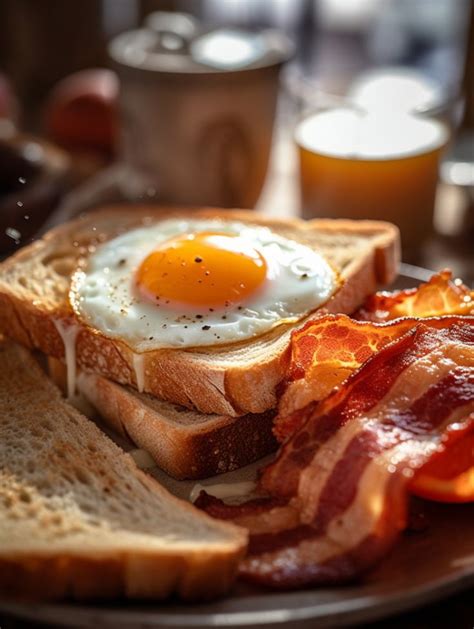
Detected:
left=70, top=219, right=338, bottom=350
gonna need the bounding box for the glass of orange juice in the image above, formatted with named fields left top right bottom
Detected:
left=295, top=105, right=449, bottom=251
left=291, top=68, right=459, bottom=254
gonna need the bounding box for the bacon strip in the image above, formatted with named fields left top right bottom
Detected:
left=276, top=315, right=474, bottom=442
left=355, top=270, right=474, bottom=322
left=275, top=272, right=474, bottom=443
left=197, top=321, right=474, bottom=588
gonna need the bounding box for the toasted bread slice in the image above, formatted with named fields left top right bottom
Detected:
left=0, top=341, right=246, bottom=602
left=48, top=356, right=277, bottom=480
left=0, top=207, right=399, bottom=416
left=78, top=374, right=277, bottom=480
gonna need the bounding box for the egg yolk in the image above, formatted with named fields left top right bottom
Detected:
left=135, top=232, right=267, bottom=308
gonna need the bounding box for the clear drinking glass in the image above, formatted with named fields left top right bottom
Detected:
left=290, top=68, right=462, bottom=253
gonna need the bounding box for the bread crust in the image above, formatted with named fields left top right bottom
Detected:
left=0, top=546, right=243, bottom=602
left=0, top=207, right=400, bottom=415
left=0, top=340, right=247, bottom=602
left=78, top=373, right=277, bottom=480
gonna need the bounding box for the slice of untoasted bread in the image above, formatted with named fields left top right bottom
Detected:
left=0, top=340, right=247, bottom=602
left=0, top=207, right=399, bottom=416
left=48, top=355, right=277, bottom=481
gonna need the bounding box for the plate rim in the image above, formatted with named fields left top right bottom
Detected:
left=2, top=568, right=474, bottom=628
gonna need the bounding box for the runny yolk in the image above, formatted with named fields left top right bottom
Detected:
left=135, top=232, right=267, bottom=309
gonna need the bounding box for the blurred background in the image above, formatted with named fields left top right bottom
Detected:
left=0, top=0, right=473, bottom=279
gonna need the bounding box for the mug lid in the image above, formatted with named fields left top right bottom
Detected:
left=109, top=26, right=293, bottom=75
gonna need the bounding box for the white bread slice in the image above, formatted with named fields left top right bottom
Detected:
left=78, top=374, right=277, bottom=481
left=0, top=207, right=400, bottom=416
left=48, top=356, right=277, bottom=481
left=0, top=340, right=247, bottom=602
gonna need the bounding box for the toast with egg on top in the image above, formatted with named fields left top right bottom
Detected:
left=0, top=207, right=400, bottom=416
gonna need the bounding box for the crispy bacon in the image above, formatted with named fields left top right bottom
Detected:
left=355, top=270, right=474, bottom=322
left=274, top=271, right=474, bottom=442
left=276, top=315, right=474, bottom=442
left=197, top=321, right=474, bottom=588
left=273, top=271, right=474, bottom=442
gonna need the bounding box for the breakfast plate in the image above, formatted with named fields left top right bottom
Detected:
left=2, top=264, right=474, bottom=629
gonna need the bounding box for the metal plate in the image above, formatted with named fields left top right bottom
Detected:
left=2, top=265, right=474, bottom=629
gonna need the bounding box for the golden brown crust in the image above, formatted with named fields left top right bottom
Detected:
left=0, top=339, right=248, bottom=602
left=78, top=372, right=277, bottom=480
left=0, top=548, right=242, bottom=601
left=0, top=207, right=400, bottom=415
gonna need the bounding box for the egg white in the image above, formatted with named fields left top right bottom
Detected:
left=70, top=218, right=338, bottom=351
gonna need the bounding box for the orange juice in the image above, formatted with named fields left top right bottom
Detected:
left=296, top=108, right=448, bottom=250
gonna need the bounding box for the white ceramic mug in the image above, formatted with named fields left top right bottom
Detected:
left=109, top=27, right=293, bottom=209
